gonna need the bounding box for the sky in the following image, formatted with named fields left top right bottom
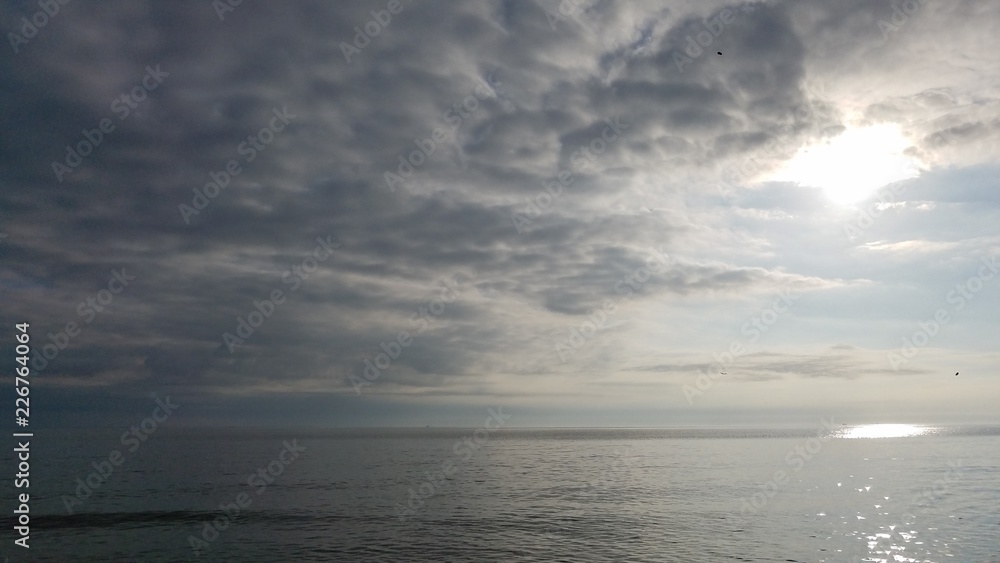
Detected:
left=1, top=0, right=999, bottom=428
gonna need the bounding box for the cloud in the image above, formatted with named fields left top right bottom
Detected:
left=2, top=0, right=999, bottom=424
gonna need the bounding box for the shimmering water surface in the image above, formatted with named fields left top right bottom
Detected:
left=3, top=425, right=999, bottom=562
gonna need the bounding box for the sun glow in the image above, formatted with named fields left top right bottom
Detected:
left=769, top=124, right=922, bottom=205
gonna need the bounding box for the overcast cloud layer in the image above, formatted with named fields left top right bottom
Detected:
left=2, top=0, right=999, bottom=427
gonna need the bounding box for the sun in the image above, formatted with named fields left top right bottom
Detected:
left=768, top=123, right=922, bottom=205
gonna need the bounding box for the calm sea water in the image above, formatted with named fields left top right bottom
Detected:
left=2, top=425, right=999, bottom=562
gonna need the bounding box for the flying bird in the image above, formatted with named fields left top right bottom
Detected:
left=955, top=372, right=959, bottom=376
left=717, top=51, right=723, bottom=55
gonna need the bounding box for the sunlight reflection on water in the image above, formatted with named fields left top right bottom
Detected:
left=836, top=424, right=935, bottom=439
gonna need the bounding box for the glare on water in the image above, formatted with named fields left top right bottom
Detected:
left=837, top=424, right=933, bottom=439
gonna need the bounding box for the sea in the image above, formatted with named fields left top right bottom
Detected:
left=2, top=424, right=999, bottom=562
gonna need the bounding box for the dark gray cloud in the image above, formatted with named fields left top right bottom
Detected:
left=2, top=0, right=998, bottom=425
